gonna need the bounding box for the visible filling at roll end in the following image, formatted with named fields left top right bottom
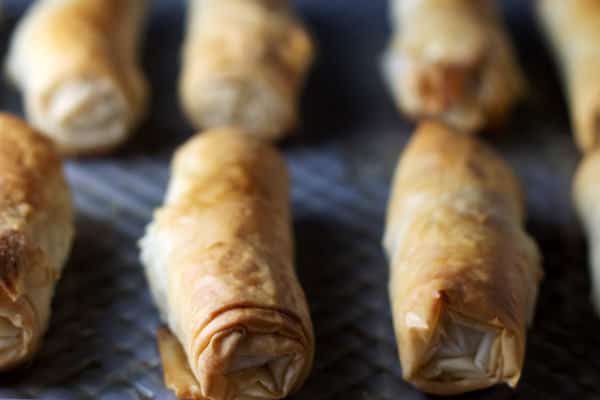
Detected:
left=220, top=330, right=308, bottom=399
left=158, top=308, right=311, bottom=400
left=382, top=50, right=484, bottom=133
left=190, top=78, right=293, bottom=141
left=158, top=327, right=308, bottom=400
left=421, top=312, right=500, bottom=383
left=36, top=79, right=129, bottom=154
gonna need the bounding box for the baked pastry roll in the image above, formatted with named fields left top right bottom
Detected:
left=0, top=113, right=74, bottom=370
left=574, top=150, right=600, bottom=312
left=383, top=0, right=525, bottom=133
left=383, top=122, right=542, bottom=394
left=179, top=0, right=315, bottom=141
left=537, top=0, right=600, bottom=152
left=6, top=0, right=149, bottom=156
left=140, top=129, right=314, bottom=399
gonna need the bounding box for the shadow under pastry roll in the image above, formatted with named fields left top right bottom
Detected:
left=6, top=0, right=149, bottom=156
left=140, top=128, right=314, bottom=399
left=383, top=0, right=525, bottom=133
left=179, top=0, right=315, bottom=141
left=0, top=113, right=74, bottom=370
left=383, top=122, right=542, bottom=394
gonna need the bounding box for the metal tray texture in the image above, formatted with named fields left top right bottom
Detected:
left=0, top=0, right=597, bottom=399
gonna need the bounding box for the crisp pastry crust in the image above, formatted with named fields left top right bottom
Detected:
left=140, top=128, right=314, bottom=400
left=383, top=0, right=524, bottom=133
left=383, top=122, right=542, bottom=394
left=574, top=149, right=600, bottom=313
left=6, top=0, right=149, bottom=156
left=0, top=113, right=74, bottom=370
left=179, top=0, right=314, bottom=141
left=537, top=0, right=600, bottom=152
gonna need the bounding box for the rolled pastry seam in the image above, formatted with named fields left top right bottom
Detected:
left=383, top=122, right=542, bottom=395
left=383, top=0, right=525, bottom=133
left=6, top=0, right=149, bottom=156
left=574, top=149, right=600, bottom=313
left=0, top=113, right=74, bottom=370
left=140, top=128, right=314, bottom=400
left=536, top=0, right=600, bottom=152
left=179, top=0, right=315, bottom=141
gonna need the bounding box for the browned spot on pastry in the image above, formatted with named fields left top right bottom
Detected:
left=261, top=0, right=288, bottom=12
left=440, top=65, right=470, bottom=105
left=466, top=158, right=486, bottom=179
left=0, top=230, right=26, bottom=300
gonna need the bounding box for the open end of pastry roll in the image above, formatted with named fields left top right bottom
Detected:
left=397, top=294, right=524, bottom=395
left=30, top=78, right=129, bottom=155
left=382, top=54, right=486, bottom=132
left=422, top=312, right=500, bottom=381
left=415, top=310, right=521, bottom=394
left=383, top=0, right=524, bottom=133
left=185, top=78, right=294, bottom=142
left=158, top=307, right=310, bottom=400
left=5, top=0, right=149, bottom=156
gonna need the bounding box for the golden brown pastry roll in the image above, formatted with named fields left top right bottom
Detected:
left=574, top=149, right=600, bottom=312
left=537, top=0, right=600, bottom=152
left=0, top=113, right=74, bottom=370
left=383, top=122, right=542, bottom=394
left=139, top=128, right=314, bottom=399
left=383, top=0, right=525, bottom=133
left=6, top=0, right=149, bottom=156
left=179, top=0, right=315, bottom=141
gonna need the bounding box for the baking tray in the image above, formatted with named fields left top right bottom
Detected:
left=0, top=0, right=597, bottom=399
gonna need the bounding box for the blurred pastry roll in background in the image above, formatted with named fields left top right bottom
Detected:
left=179, top=0, right=315, bottom=141
left=6, top=0, right=149, bottom=156
left=383, top=0, right=524, bottom=133
left=574, top=150, right=600, bottom=313
left=0, top=113, right=74, bottom=370
left=383, top=122, right=542, bottom=394
left=140, top=129, right=314, bottom=399
left=537, top=0, right=600, bottom=152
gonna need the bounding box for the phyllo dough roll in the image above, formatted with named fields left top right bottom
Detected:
left=179, top=0, right=315, bottom=141
left=140, top=129, right=314, bottom=399
left=574, top=150, right=600, bottom=312
left=383, top=0, right=524, bottom=133
left=537, top=0, right=600, bottom=152
left=383, top=122, right=542, bottom=394
left=0, top=113, right=74, bottom=370
left=6, top=0, right=149, bottom=156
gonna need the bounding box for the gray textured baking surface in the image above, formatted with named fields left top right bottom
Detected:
left=0, top=0, right=596, bottom=399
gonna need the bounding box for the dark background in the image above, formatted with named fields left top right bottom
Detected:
left=0, top=0, right=594, bottom=399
